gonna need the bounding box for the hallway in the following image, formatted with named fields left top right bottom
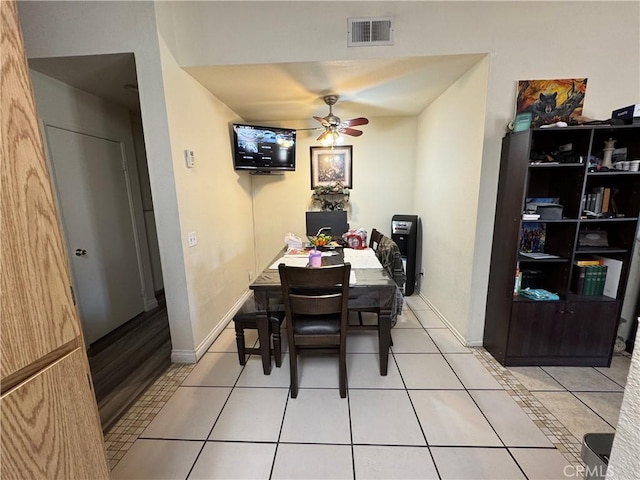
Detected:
left=105, top=295, right=628, bottom=479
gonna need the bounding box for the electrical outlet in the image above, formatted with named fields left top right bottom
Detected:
left=185, top=149, right=195, bottom=168
left=188, top=231, right=197, bottom=247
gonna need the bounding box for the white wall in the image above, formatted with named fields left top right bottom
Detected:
left=251, top=117, right=417, bottom=272
left=157, top=38, right=256, bottom=357
left=608, top=334, right=640, bottom=479
left=131, top=114, right=164, bottom=292
left=414, top=57, right=489, bottom=342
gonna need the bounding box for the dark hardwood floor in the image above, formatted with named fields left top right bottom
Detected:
left=87, top=293, right=171, bottom=433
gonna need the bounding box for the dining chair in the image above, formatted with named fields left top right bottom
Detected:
left=233, top=294, right=285, bottom=375
left=278, top=263, right=351, bottom=398
left=369, top=228, right=383, bottom=251
left=350, top=228, right=383, bottom=328
left=348, top=233, right=404, bottom=349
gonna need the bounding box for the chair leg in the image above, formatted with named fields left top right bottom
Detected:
left=339, top=343, right=347, bottom=398
left=234, top=324, right=246, bottom=365
left=271, top=319, right=282, bottom=368
left=289, top=339, right=299, bottom=398
left=256, top=313, right=272, bottom=375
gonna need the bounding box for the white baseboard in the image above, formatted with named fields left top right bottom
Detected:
left=170, top=290, right=253, bottom=364
left=416, top=293, right=469, bottom=347
left=145, top=297, right=159, bottom=311
left=170, top=349, right=198, bottom=363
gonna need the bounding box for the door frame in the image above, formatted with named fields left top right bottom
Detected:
left=40, top=118, right=158, bottom=319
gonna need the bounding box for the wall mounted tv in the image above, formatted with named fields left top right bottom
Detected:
left=232, top=123, right=296, bottom=173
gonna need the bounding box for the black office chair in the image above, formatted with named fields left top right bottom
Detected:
left=279, top=263, right=351, bottom=398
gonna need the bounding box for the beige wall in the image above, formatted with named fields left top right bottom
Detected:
left=158, top=38, right=256, bottom=358
left=251, top=117, right=417, bottom=272
left=414, top=57, right=489, bottom=343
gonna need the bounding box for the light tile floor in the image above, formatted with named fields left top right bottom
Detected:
left=107, top=296, right=630, bottom=479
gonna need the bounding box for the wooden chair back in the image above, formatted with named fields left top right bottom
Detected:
left=369, top=228, right=383, bottom=251
left=278, top=263, right=351, bottom=397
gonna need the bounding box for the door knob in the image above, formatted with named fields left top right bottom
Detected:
left=75, top=248, right=87, bottom=256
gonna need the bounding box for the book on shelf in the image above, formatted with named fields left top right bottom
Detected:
left=602, top=188, right=611, bottom=213
left=576, top=259, right=602, bottom=267
left=519, top=222, right=546, bottom=253
left=573, top=265, right=586, bottom=294
left=594, top=256, right=623, bottom=298
left=580, top=264, right=608, bottom=296
left=584, top=265, right=597, bottom=295
left=594, top=189, right=603, bottom=215
left=582, top=187, right=611, bottom=216
left=573, top=261, right=608, bottom=296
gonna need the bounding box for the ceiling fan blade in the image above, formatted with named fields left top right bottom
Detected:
left=313, top=116, right=330, bottom=126
left=344, top=117, right=369, bottom=127
left=317, top=130, right=331, bottom=142
left=340, top=127, right=363, bottom=137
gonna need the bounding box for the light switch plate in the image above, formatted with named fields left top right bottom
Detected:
left=188, top=231, right=197, bottom=247
left=185, top=149, right=195, bottom=168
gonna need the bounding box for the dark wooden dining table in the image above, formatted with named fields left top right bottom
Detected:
left=249, top=248, right=397, bottom=375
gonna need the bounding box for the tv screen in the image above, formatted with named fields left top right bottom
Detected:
left=232, top=123, right=296, bottom=172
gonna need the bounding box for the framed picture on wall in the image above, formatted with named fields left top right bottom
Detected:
left=310, top=146, right=353, bottom=189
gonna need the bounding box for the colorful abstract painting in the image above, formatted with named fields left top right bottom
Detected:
left=516, top=78, right=588, bottom=127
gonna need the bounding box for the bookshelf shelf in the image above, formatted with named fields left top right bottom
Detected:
left=484, top=124, right=640, bottom=367
left=576, top=248, right=628, bottom=254
left=517, top=256, right=569, bottom=263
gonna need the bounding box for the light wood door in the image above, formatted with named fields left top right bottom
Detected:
left=1, top=349, right=110, bottom=479
left=1, top=0, right=108, bottom=477
left=46, top=127, right=145, bottom=344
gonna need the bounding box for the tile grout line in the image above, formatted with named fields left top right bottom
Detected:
left=470, top=348, right=584, bottom=467
left=104, top=362, right=196, bottom=470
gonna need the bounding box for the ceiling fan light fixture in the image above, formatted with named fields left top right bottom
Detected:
left=320, top=129, right=342, bottom=147
left=313, top=94, right=368, bottom=146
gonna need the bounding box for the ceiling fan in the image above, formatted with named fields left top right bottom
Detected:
left=312, top=95, right=369, bottom=146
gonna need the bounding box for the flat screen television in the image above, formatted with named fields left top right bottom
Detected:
left=232, top=123, right=296, bottom=172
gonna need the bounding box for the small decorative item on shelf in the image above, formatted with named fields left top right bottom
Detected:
left=602, top=138, right=616, bottom=169
left=312, top=182, right=350, bottom=211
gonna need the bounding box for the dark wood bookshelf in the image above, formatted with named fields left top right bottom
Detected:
left=484, top=124, right=640, bottom=367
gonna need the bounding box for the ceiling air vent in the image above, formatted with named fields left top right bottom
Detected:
left=348, top=17, right=394, bottom=47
